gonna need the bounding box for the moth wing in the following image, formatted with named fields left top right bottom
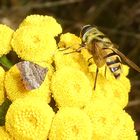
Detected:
left=110, top=47, right=140, bottom=72
left=16, top=61, right=48, bottom=90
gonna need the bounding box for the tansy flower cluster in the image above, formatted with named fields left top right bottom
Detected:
left=0, top=14, right=138, bottom=140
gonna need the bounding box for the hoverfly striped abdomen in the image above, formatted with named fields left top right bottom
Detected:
left=104, top=48, right=122, bottom=79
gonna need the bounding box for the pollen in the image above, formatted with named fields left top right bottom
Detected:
left=0, top=127, right=11, bottom=140
left=0, top=24, right=14, bottom=57
left=49, top=107, right=93, bottom=140
left=11, top=26, right=57, bottom=63
left=19, top=14, right=62, bottom=37
left=0, top=66, right=5, bottom=105
left=51, top=66, right=92, bottom=108
left=5, top=96, right=55, bottom=140
left=84, top=99, right=137, bottom=140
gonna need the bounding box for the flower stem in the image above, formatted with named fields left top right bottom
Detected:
left=0, top=55, right=13, bottom=69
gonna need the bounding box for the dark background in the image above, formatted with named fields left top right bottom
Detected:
left=0, top=0, right=140, bottom=137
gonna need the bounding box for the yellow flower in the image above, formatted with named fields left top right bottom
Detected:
left=0, top=24, right=14, bottom=57
left=53, top=50, right=89, bottom=74
left=91, top=74, right=115, bottom=99
left=58, top=33, right=93, bottom=66
left=122, top=64, right=129, bottom=76
left=88, top=63, right=130, bottom=108
left=49, top=107, right=93, bottom=140
left=110, top=111, right=137, bottom=140
left=0, top=126, right=12, bottom=140
left=5, top=96, right=55, bottom=140
left=11, top=26, right=57, bottom=63
left=84, top=99, right=137, bottom=140
left=51, top=66, right=92, bottom=108
left=19, top=14, right=62, bottom=37
left=4, top=64, right=51, bottom=102
left=58, top=33, right=81, bottom=49
left=109, top=75, right=130, bottom=108
left=56, top=33, right=91, bottom=72
left=0, top=66, right=5, bottom=105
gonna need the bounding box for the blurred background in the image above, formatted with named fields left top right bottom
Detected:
left=0, top=0, right=140, bottom=137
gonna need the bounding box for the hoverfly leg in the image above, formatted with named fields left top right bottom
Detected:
left=63, top=50, right=80, bottom=55
left=88, top=57, right=93, bottom=66
left=94, top=67, right=99, bottom=90
left=63, top=46, right=83, bottom=55
left=104, top=66, right=107, bottom=78
left=58, top=47, right=71, bottom=51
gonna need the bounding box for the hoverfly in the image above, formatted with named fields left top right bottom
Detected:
left=80, top=25, right=140, bottom=90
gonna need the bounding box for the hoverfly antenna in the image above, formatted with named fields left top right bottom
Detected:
left=80, top=25, right=92, bottom=38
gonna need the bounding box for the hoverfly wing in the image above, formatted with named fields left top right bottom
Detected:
left=110, top=47, right=140, bottom=72
left=92, top=42, right=106, bottom=68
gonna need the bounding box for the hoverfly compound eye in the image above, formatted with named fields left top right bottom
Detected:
left=80, top=25, right=92, bottom=38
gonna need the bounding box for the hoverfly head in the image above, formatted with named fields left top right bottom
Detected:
left=80, top=25, right=95, bottom=44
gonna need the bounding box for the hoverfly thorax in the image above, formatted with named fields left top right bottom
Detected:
left=80, top=25, right=93, bottom=43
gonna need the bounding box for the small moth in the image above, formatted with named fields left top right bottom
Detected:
left=16, top=61, right=48, bottom=90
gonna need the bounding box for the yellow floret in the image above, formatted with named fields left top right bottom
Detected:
left=54, top=50, right=89, bottom=74
left=0, top=66, right=5, bottom=105
left=5, top=96, right=55, bottom=140
left=0, top=127, right=12, bottom=140
left=110, top=111, right=137, bottom=140
left=11, top=26, right=57, bottom=63
left=84, top=99, right=137, bottom=140
left=5, top=64, right=52, bottom=102
left=0, top=24, right=14, bottom=57
left=122, top=64, right=129, bottom=76
left=88, top=63, right=130, bottom=108
left=109, top=75, right=130, bottom=108
left=91, top=74, right=114, bottom=99
left=51, top=66, right=92, bottom=108
left=20, top=14, right=62, bottom=37
left=49, top=107, right=93, bottom=140
left=58, top=33, right=81, bottom=49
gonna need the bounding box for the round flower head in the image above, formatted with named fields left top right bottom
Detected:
left=5, top=96, right=55, bottom=140
left=0, top=24, right=14, bottom=57
left=0, top=66, right=5, bottom=105
left=5, top=64, right=51, bottom=102
left=122, top=64, right=129, bottom=76
left=20, top=14, right=62, bottom=37
left=88, top=63, right=130, bottom=108
left=109, top=75, right=130, bottom=108
left=11, top=26, right=57, bottom=63
left=54, top=50, right=89, bottom=74
left=58, top=33, right=81, bottom=49
left=84, top=99, right=137, bottom=140
left=110, top=111, right=137, bottom=140
left=51, top=66, right=92, bottom=108
left=49, top=107, right=93, bottom=140
left=91, top=75, right=115, bottom=104
left=0, top=127, right=12, bottom=140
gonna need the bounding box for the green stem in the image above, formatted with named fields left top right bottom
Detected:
left=0, top=55, right=13, bottom=69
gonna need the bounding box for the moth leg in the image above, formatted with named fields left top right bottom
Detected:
left=94, top=67, right=99, bottom=90
left=104, top=66, right=107, bottom=78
